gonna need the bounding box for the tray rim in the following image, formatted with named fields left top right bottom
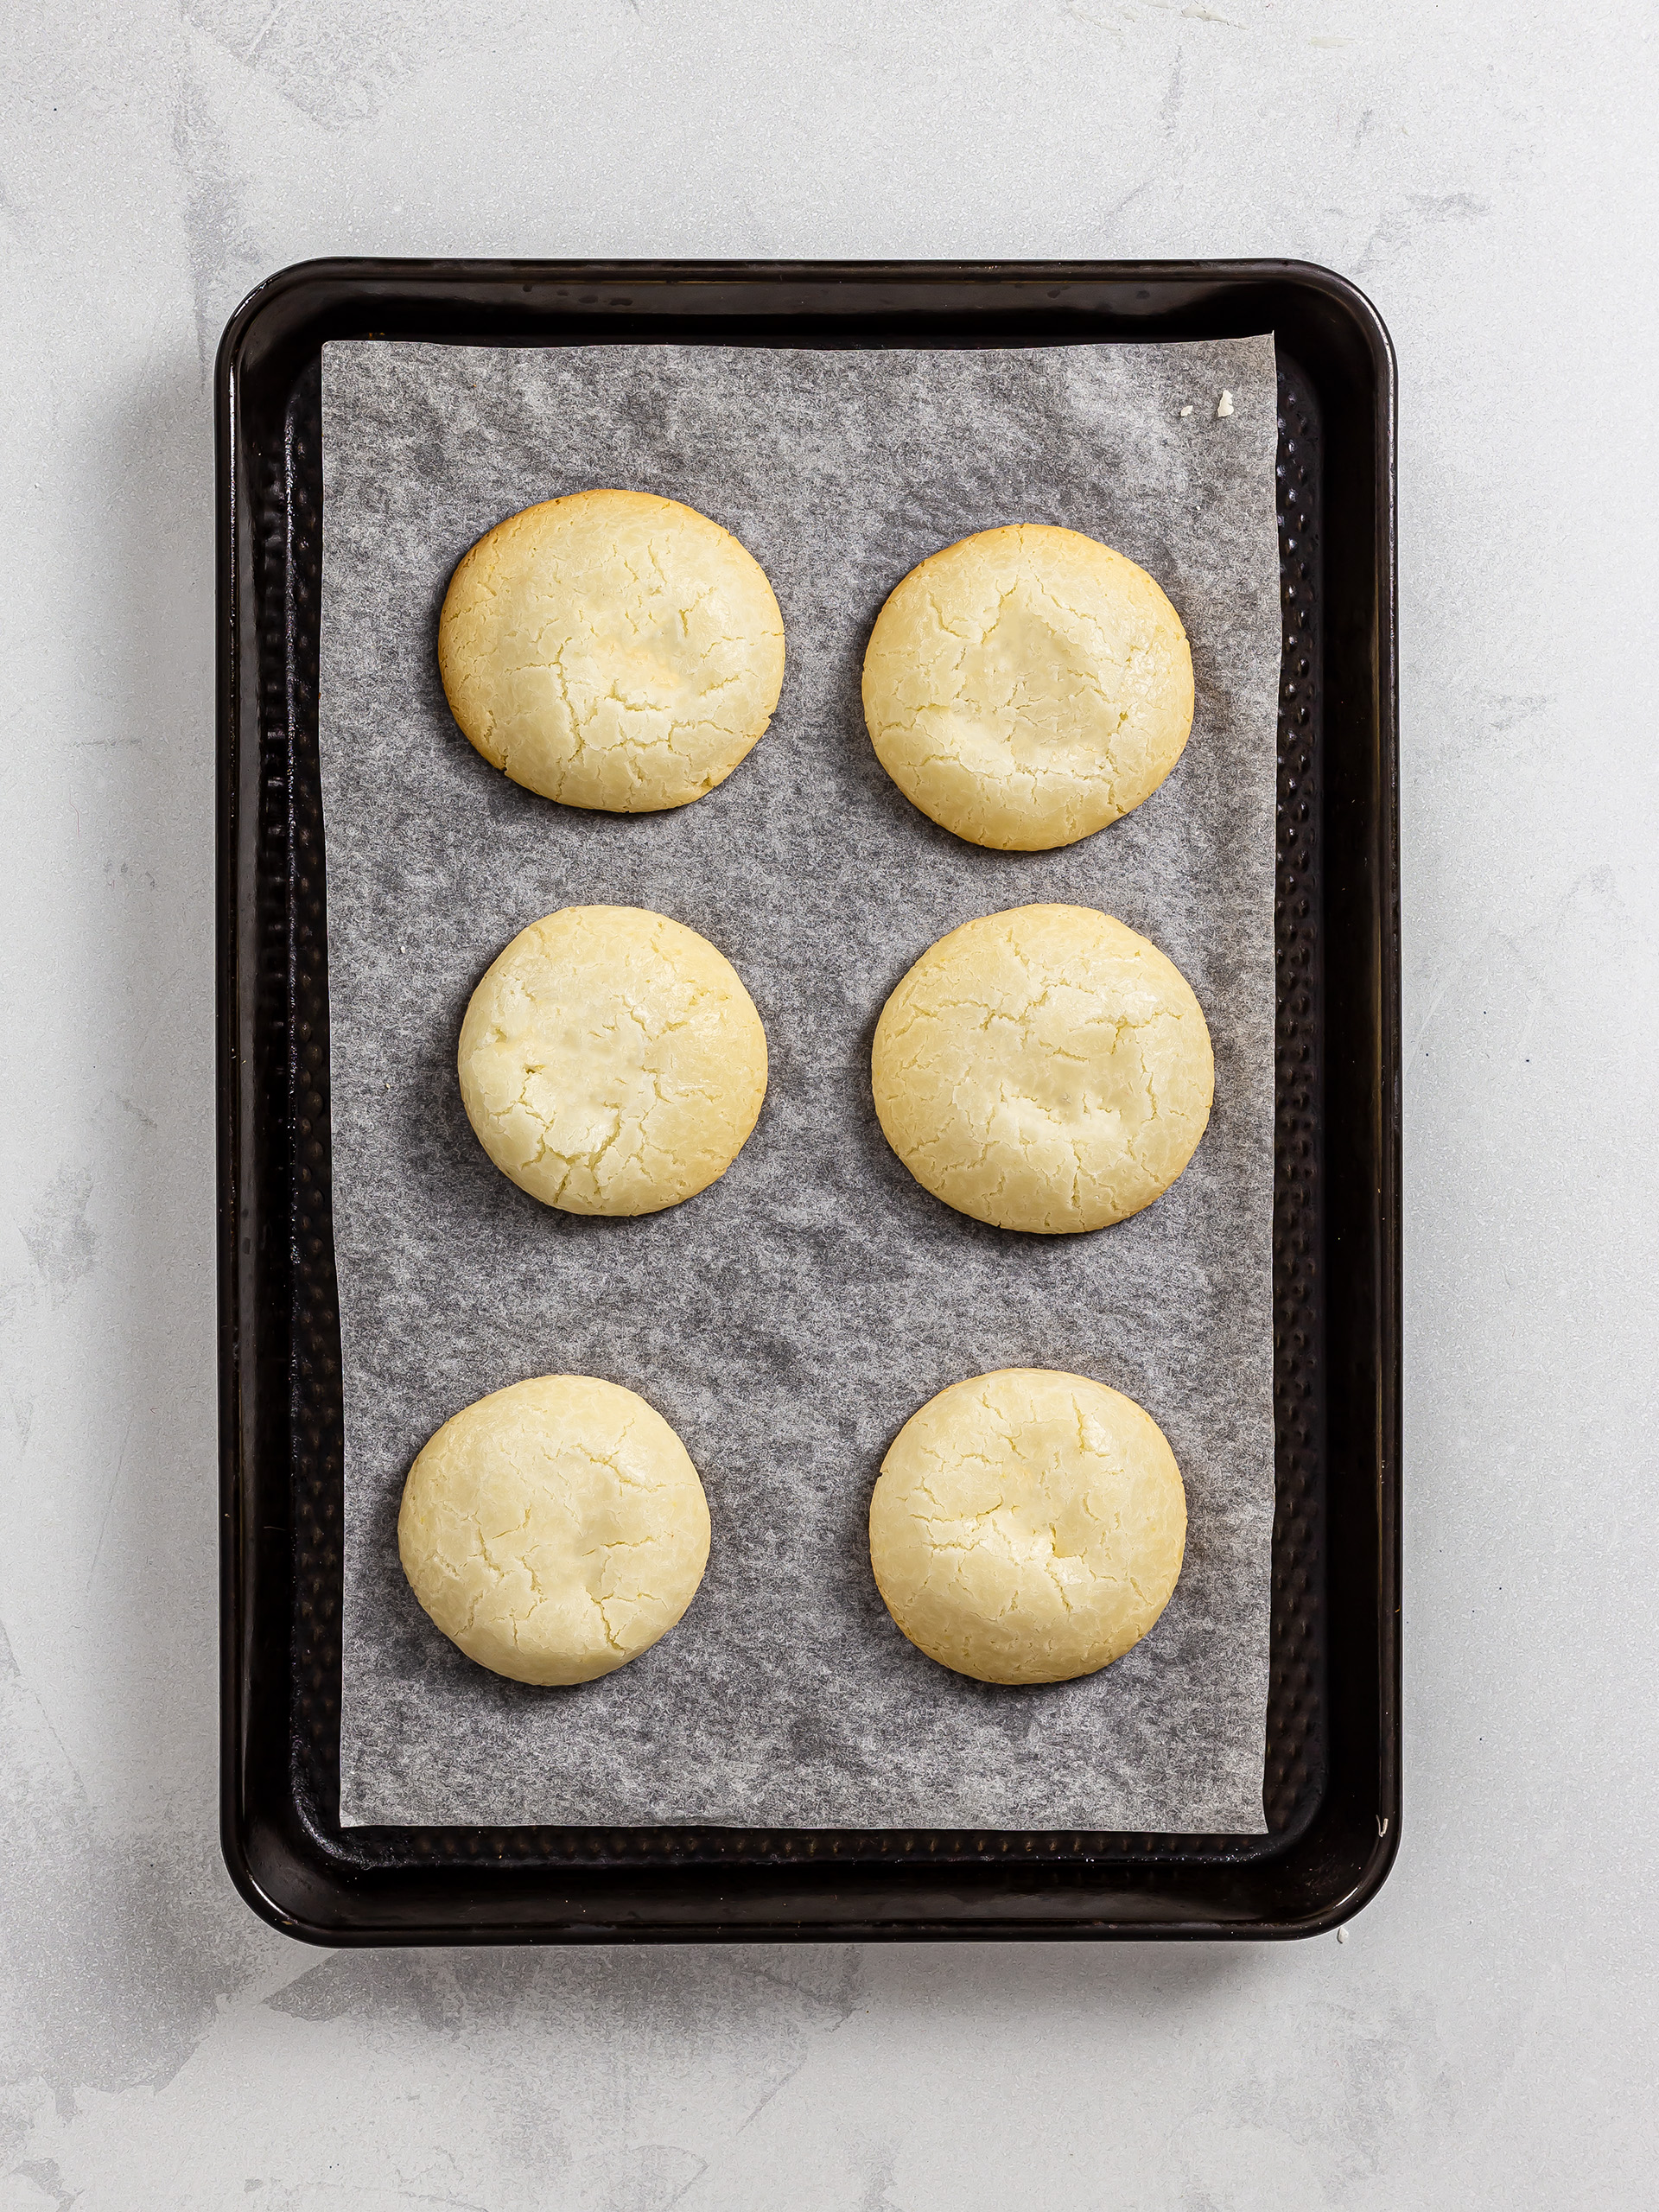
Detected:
left=217, top=255, right=1400, bottom=1944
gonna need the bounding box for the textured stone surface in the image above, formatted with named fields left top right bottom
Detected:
left=3, top=1, right=1656, bottom=2204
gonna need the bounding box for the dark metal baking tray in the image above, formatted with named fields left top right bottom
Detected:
left=217, top=259, right=1399, bottom=1943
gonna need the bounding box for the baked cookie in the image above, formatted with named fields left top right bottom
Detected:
left=869, top=1368, right=1185, bottom=1685
left=399, top=1376, right=710, bottom=1686
left=459, top=905, right=766, bottom=1216
left=861, top=524, right=1192, bottom=850
left=438, top=489, right=785, bottom=811
left=871, top=903, right=1211, bottom=1234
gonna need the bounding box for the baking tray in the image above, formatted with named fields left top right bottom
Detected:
left=216, top=259, right=1399, bottom=1943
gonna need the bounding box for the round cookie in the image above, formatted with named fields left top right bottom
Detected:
left=871, top=903, right=1212, bottom=1235
left=399, top=1376, right=711, bottom=1686
left=459, top=905, right=766, bottom=1217
left=869, top=1369, right=1186, bottom=1685
left=439, top=489, right=785, bottom=812
left=861, top=524, right=1193, bottom=850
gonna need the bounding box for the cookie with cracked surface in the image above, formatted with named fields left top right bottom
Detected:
left=870, top=903, right=1211, bottom=1234
left=459, top=905, right=767, bottom=1216
left=399, top=1375, right=711, bottom=1686
left=869, top=1368, right=1186, bottom=1685
left=438, top=488, right=785, bottom=811
left=861, top=524, right=1193, bottom=850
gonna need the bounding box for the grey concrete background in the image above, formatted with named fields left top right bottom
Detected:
left=2, top=1, right=1655, bottom=2205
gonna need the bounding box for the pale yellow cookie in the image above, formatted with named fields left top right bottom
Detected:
left=459, top=906, right=766, bottom=1216
left=869, top=1369, right=1186, bottom=1685
left=871, top=904, right=1212, bottom=1234
left=861, top=524, right=1193, bottom=850
left=398, top=1376, right=711, bottom=1686
left=438, top=489, right=785, bottom=811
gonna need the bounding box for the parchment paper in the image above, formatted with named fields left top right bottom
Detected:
left=320, top=335, right=1281, bottom=1832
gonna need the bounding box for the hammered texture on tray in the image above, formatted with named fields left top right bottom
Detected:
left=258, top=351, right=1325, bottom=1862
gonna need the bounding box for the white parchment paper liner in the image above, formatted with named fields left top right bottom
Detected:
left=319, top=335, right=1281, bottom=1831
